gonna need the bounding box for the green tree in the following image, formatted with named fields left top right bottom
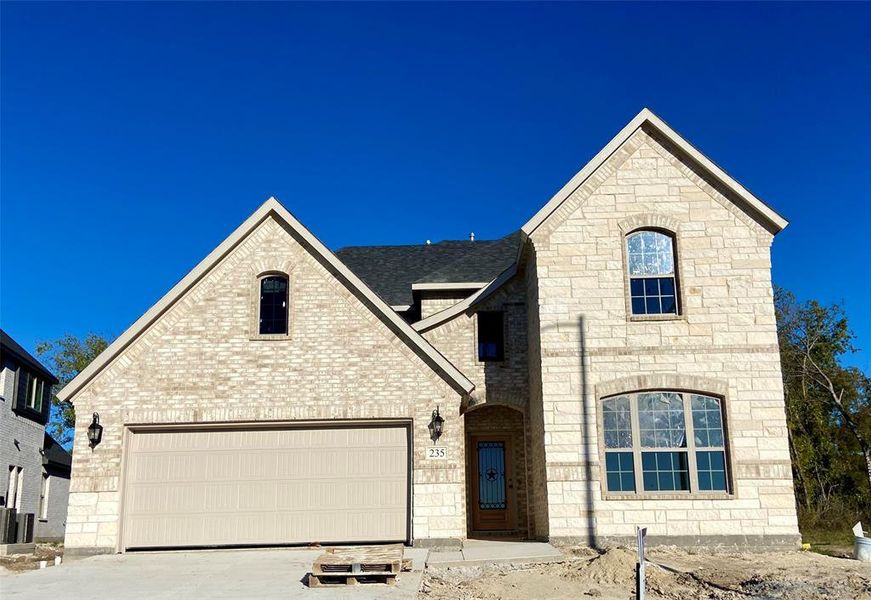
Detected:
left=776, top=287, right=871, bottom=527
left=36, top=333, right=110, bottom=446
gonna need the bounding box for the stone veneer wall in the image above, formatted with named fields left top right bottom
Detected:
left=64, top=216, right=467, bottom=553
left=528, top=125, right=799, bottom=546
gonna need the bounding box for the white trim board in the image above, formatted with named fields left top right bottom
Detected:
left=411, top=282, right=489, bottom=291
left=521, top=108, right=789, bottom=238
left=58, top=197, right=475, bottom=402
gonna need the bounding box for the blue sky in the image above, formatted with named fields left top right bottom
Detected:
left=2, top=2, right=870, bottom=372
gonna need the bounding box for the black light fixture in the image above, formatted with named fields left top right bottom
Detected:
left=87, top=413, right=103, bottom=449
left=428, top=405, right=445, bottom=443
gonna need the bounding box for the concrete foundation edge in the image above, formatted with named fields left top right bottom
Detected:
left=413, top=537, right=463, bottom=551
left=64, top=546, right=116, bottom=559
left=548, top=533, right=802, bottom=550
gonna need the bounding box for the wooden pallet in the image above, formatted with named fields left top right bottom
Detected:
left=308, top=573, right=397, bottom=587
left=309, top=544, right=406, bottom=587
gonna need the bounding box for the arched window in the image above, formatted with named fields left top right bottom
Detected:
left=602, top=391, right=729, bottom=495
left=626, top=230, right=678, bottom=315
left=259, top=275, right=288, bottom=334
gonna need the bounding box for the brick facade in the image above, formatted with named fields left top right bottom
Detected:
left=64, top=217, right=468, bottom=553
left=63, top=115, right=799, bottom=553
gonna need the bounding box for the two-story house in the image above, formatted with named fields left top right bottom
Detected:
left=1, top=329, right=70, bottom=549
left=56, top=109, right=799, bottom=555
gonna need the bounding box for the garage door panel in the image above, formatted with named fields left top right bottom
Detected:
left=123, top=425, right=409, bottom=548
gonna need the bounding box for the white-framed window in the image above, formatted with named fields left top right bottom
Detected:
left=601, top=391, right=729, bottom=495
left=626, top=230, right=678, bottom=316
left=6, top=466, right=24, bottom=510
left=39, top=472, right=50, bottom=520
left=25, top=373, right=44, bottom=412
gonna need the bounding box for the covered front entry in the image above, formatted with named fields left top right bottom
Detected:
left=464, top=405, right=529, bottom=538
left=121, top=423, right=410, bottom=550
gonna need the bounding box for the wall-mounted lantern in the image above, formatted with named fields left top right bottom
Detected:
left=428, top=406, right=444, bottom=443
left=87, top=413, right=103, bottom=449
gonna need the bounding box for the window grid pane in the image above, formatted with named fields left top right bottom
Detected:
left=259, top=276, right=288, bottom=335
left=627, top=231, right=674, bottom=276
left=603, top=396, right=632, bottom=448
left=641, top=451, right=690, bottom=492
left=696, top=450, right=728, bottom=491
left=638, top=392, right=686, bottom=448
left=630, top=276, right=677, bottom=315
left=691, top=395, right=725, bottom=448
left=605, top=451, right=635, bottom=492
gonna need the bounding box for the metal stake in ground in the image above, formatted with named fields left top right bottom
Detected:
left=636, top=526, right=647, bottom=600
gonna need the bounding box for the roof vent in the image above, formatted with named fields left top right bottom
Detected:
left=469, top=232, right=475, bottom=242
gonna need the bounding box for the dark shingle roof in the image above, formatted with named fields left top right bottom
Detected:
left=0, top=329, right=59, bottom=384
left=43, top=433, right=72, bottom=472
left=335, top=233, right=521, bottom=306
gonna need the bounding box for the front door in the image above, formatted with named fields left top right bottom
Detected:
left=471, top=435, right=514, bottom=531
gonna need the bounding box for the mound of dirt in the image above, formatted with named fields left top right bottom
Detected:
left=564, top=547, right=638, bottom=587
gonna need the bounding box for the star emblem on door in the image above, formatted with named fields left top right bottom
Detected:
left=485, top=467, right=498, bottom=481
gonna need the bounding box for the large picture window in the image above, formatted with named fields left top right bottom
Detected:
left=259, top=275, right=289, bottom=335
left=601, top=391, right=729, bottom=495
left=626, top=230, right=678, bottom=316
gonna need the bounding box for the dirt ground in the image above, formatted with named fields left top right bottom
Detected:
left=420, top=546, right=871, bottom=600
left=0, top=544, right=64, bottom=573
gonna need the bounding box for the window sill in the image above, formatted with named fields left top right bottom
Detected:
left=628, top=314, right=684, bottom=323
left=603, top=491, right=734, bottom=501
left=248, top=334, right=292, bottom=341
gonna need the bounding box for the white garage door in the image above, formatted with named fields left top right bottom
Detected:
left=122, top=424, right=409, bottom=549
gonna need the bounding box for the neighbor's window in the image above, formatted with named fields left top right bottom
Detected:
left=25, top=373, right=44, bottom=412
left=477, top=311, right=505, bottom=362
left=6, top=466, right=23, bottom=510
left=39, top=472, right=50, bottom=520
left=602, top=391, right=729, bottom=495
left=259, top=275, right=289, bottom=335
left=626, top=230, right=678, bottom=316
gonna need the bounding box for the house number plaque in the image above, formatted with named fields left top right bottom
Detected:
left=426, top=447, right=447, bottom=459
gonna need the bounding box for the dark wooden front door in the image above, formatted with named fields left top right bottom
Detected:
left=471, top=435, right=514, bottom=531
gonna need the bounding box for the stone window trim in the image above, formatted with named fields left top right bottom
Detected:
left=249, top=266, right=295, bottom=341
left=594, top=375, right=737, bottom=501
left=618, top=215, right=687, bottom=323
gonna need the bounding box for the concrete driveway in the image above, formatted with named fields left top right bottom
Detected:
left=0, top=547, right=427, bottom=600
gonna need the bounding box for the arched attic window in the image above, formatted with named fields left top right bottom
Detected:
left=626, top=230, right=678, bottom=316
left=259, top=274, right=289, bottom=334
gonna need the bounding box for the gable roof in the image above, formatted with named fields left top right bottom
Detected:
left=0, top=329, right=59, bottom=384
left=521, top=108, right=789, bottom=238
left=335, top=233, right=521, bottom=307
left=57, top=198, right=474, bottom=402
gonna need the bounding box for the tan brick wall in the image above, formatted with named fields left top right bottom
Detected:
left=420, top=292, right=470, bottom=319
left=527, top=125, right=799, bottom=544
left=65, top=216, right=467, bottom=552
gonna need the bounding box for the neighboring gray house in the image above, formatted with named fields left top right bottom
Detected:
left=58, top=109, right=799, bottom=555
left=0, top=329, right=70, bottom=546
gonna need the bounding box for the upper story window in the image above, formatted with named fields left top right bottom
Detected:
left=259, top=275, right=289, bottom=335
left=601, top=391, right=729, bottom=495
left=626, top=230, right=678, bottom=316
left=25, top=372, right=44, bottom=412
left=477, top=311, right=504, bottom=362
